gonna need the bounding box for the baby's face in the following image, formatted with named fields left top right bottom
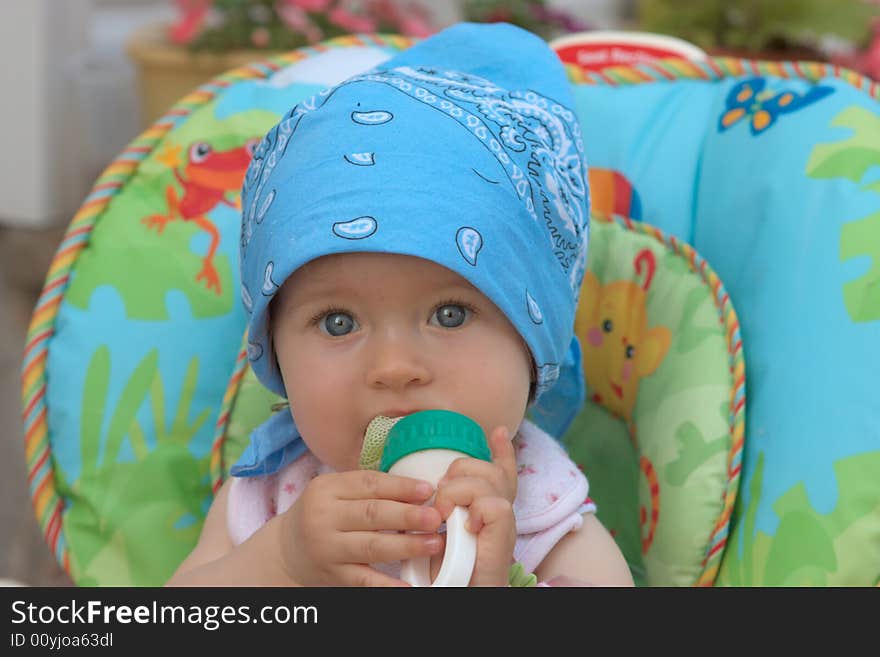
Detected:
left=271, top=252, right=533, bottom=471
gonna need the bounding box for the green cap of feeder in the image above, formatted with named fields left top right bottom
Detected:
left=378, top=410, right=491, bottom=473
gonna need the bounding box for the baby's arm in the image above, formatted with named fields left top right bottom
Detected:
left=165, top=479, right=295, bottom=586
left=533, top=513, right=635, bottom=586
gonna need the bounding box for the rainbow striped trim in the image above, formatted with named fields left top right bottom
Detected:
left=594, top=213, right=745, bottom=587
left=562, top=55, right=880, bottom=99
left=209, top=336, right=251, bottom=494
left=20, top=33, right=413, bottom=577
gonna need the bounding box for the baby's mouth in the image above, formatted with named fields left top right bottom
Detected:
left=378, top=409, right=421, bottom=419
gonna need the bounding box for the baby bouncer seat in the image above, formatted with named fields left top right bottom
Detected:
left=22, top=29, right=880, bottom=586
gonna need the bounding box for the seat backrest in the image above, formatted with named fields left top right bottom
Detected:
left=23, top=34, right=879, bottom=586
left=565, top=56, right=880, bottom=586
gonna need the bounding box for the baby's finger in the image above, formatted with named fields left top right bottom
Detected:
left=440, top=427, right=516, bottom=497
left=467, top=495, right=514, bottom=534
left=488, top=426, right=517, bottom=485
left=336, top=470, right=434, bottom=503
left=441, top=457, right=509, bottom=498
left=334, top=563, right=414, bottom=588
left=468, top=496, right=516, bottom=587
left=336, top=530, right=443, bottom=566
left=433, top=476, right=497, bottom=520
left=339, top=499, right=442, bottom=533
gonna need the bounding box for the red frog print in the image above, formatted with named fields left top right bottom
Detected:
left=143, top=138, right=259, bottom=294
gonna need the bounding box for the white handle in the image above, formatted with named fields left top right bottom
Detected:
left=401, top=506, right=476, bottom=587
left=387, top=449, right=478, bottom=587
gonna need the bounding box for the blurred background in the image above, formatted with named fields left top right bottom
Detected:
left=0, top=0, right=875, bottom=586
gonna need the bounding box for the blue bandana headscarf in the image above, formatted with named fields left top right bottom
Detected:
left=232, top=22, right=590, bottom=477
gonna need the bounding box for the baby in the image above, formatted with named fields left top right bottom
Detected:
left=167, top=22, right=633, bottom=587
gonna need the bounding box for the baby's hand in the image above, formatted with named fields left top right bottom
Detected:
left=279, top=470, right=443, bottom=586
left=432, top=426, right=517, bottom=586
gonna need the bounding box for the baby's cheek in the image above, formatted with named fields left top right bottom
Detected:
left=622, top=360, right=633, bottom=382
left=587, top=327, right=603, bottom=347
left=467, top=373, right=528, bottom=442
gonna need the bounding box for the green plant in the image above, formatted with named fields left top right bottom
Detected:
left=638, top=0, right=876, bottom=56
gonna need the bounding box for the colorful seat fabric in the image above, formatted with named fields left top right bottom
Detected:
left=22, top=33, right=879, bottom=586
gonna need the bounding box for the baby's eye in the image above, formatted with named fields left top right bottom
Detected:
left=320, top=311, right=358, bottom=337
left=602, top=319, right=613, bottom=333
left=432, top=304, right=470, bottom=328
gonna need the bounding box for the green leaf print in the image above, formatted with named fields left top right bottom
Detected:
left=104, top=350, right=159, bottom=466
left=809, top=147, right=879, bottom=184
left=807, top=107, right=880, bottom=186
left=81, top=347, right=111, bottom=479
left=764, top=501, right=836, bottom=585
left=147, top=355, right=211, bottom=445
left=665, top=417, right=729, bottom=486
left=807, top=106, right=880, bottom=323
left=839, top=211, right=880, bottom=323
left=717, top=450, right=880, bottom=586
left=676, top=287, right=717, bottom=354
left=62, top=348, right=213, bottom=585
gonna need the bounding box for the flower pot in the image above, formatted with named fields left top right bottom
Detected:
left=126, top=22, right=282, bottom=127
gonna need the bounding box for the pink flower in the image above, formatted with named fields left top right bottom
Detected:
left=832, top=17, right=880, bottom=81
left=862, top=18, right=880, bottom=81
left=276, top=1, right=324, bottom=43
left=251, top=26, right=271, bottom=48
left=363, top=0, right=401, bottom=23
left=276, top=2, right=308, bottom=30
left=529, top=4, right=591, bottom=32
left=289, top=0, right=333, bottom=11
left=397, top=14, right=434, bottom=38
left=328, top=6, right=377, bottom=34
left=169, top=0, right=213, bottom=45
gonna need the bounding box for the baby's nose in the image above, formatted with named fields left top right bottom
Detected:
left=366, top=333, right=432, bottom=390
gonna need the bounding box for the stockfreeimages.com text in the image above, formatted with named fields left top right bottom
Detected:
left=11, top=600, right=317, bottom=631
